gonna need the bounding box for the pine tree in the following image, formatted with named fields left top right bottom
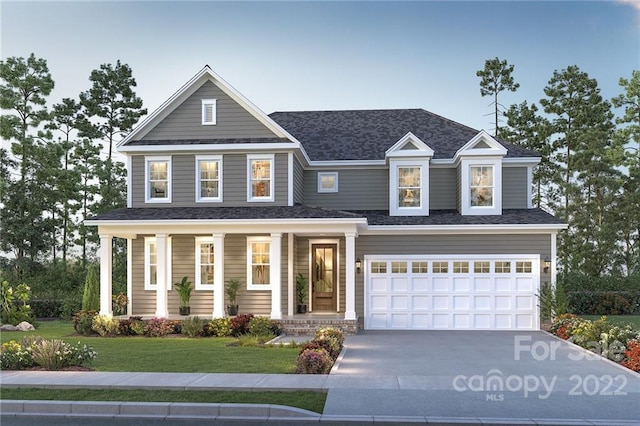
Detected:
left=476, top=57, right=520, bottom=136
left=82, top=264, right=100, bottom=311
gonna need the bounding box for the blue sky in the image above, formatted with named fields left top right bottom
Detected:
left=1, top=1, right=638, bottom=134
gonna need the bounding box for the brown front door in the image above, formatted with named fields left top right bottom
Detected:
left=311, top=244, right=337, bottom=311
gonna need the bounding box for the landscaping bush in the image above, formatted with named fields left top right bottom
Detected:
left=1, top=281, right=35, bottom=325
left=313, top=327, right=344, bottom=359
left=299, top=340, right=334, bottom=358
left=296, top=348, right=333, bottom=374
left=117, top=319, right=136, bottom=336
left=566, top=291, right=640, bottom=315
left=130, top=319, right=146, bottom=336
left=72, top=310, right=98, bottom=335
left=26, top=337, right=96, bottom=370
left=236, top=334, right=275, bottom=346
left=209, top=317, right=233, bottom=337
left=559, top=273, right=640, bottom=292
left=144, top=317, right=174, bottom=337
left=248, top=316, right=278, bottom=337
left=0, top=340, right=34, bottom=370
left=181, top=316, right=207, bottom=337
left=91, top=315, right=120, bottom=337
left=30, top=299, right=64, bottom=319
left=82, top=265, right=100, bottom=311
left=622, top=341, right=640, bottom=372
left=230, top=314, right=254, bottom=336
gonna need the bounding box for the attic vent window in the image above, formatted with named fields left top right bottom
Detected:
left=202, top=99, right=217, bottom=125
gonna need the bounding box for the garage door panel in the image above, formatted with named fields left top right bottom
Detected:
left=365, top=256, right=539, bottom=331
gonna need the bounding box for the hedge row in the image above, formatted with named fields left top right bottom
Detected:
left=559, top=273, right=640, bottom=292
left=566, top=291, right=640, bottom=315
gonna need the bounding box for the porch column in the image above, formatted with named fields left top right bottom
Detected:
left=155, top=233, right=169, bottom=318
left=551, top=232, right=557, bottom=285
left=287, top=233, right=294, bottom=316
left=213, top=233, right=225, bottom=318
left=99, top=234, right=113, bottom=317
left=344, top=232, right=357, bottom=320
left=270, top=233, right=282, bottom=320
left=126, top=238, right=133, bottom=316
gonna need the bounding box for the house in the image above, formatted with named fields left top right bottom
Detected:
left=87, top=65, right=566, bottom=332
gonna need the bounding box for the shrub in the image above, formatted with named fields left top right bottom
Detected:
left=112, top=293, right=128, bottom=316
left=1, top=281, right=35, bottom=325
left=82, top=265, right=100, bottom=311
left=296, top=348, right=333, bottom=374
left=130, top=319, right=146, bottom=336
left=300, top=340, right=334, bottom=358
left=181, top=316, right=207, bottom=337
left=144, top=317, right=174, bottom=337
left=566, top=291, right=639, bottom=315
left=117, top=319, right=136, bottom=336
left=538, top=282, right=569, bottom=322
left=314, top=327, right=345, bottom=348
left=27, top=337, right=96, bottom=370
left=30, top=299, right=64, bottom=319
left=0, top=340, right=34, bottom=370
left=72, top=310, right=98, bottom=335
left=600, top=325, right=639, bottom=362
left=91, top=315, right=120, bottom=337
left=209, top=317, right=233, bottom=337
left=248, top=316, right=277, bottom=337
left=622, top=341, right=640, bottom=372
left=237, top=334, right=274, bottom=346
left=230, top=314, right=254, bottom=336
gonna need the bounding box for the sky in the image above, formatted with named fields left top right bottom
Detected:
left=1, top=0, right=639, bottom=138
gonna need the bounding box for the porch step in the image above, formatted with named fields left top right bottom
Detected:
left=276, top=317, right=359, bottom=336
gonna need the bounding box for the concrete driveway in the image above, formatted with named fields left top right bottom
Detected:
left=324, top=330, right=640, bottom=423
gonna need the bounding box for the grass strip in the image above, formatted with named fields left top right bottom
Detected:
left=1, top=388, right=326, bottom=414
left=581, top=315, right=640, bottom=329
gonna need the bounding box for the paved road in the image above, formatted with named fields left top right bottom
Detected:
left=324, top=330, right=640, bottom=422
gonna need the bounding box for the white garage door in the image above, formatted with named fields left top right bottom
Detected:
left=365, top=255, right=539, bottom=330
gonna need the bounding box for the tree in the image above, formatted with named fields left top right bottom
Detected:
left=82, top=264, right=100, bottom=311
left=0, top=54, right=55, bottom=268
left=476, top=57, right=520, bottom=136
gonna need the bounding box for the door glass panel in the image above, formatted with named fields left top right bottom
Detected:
left=314, top=247, right=334, bottom=292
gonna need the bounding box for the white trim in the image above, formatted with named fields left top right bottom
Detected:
left=99, top=234, right=113, bottom=317
left=551, top=232, right=557, bottom=284
left=247, top=154, right=275, bottom=202
left=389, top=159, right=429, bottom=216
left=365, top=253, right=541, bottom=261
left=317, top=172, right=339, bottom=193
left=344, top=232, right=357, bottom=320
left=144, top=156, right=172, bottom=204
left=385, top=132, right=435, bottom=158
left=212, top=233, right=225, bottom=318
left=503, top=157, right=541, bottom=165
left=287, top=233, right=294, bottom=316
left=287, top=152, right=294, bottom=206
left=460, top=158, right=502, bottom=216
left=527, top=165, right=533, bottom=209
left=194, top=236, right=216, bottom=290
left=308, top=238, right=341, bottom=313
left=126, top=238, right=133, bottom=316
left=155, top=234, right=169, bottom=318
left=126, top=156, right=132, bottom=208
left=201, top=99, right=217, bottom=125
left=195, top=155, right=223, bottom=203
left=364, top=224, right=567, bottom=234
left=247, top=236, right=273, bottom=290
left=144, top=236, right=173, bottom=291
left=270, top=233, right=282, bottom=320
left=121, top=143, right=297, bottom=154
left=454, top=130, right=508, bottom=160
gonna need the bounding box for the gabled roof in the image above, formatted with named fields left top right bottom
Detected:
left=269, top=109, right=538, bottom=161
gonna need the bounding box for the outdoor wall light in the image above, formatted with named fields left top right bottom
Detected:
left=356, top=258, right=362, bottom=274
left=543, top=256, right=551, bottom=274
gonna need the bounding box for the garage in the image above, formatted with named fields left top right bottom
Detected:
left=365, top=255, right=540, bottom=330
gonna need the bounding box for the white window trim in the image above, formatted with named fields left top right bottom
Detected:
left=145, top=156, right=172, bottom=203
left=195, top=155, right=223, bottom=203
left=246, top=236, right=273, bottom=290
left=201, top=99, right=217, bottom=125
left=389, top=159, right=429, bottom=216
left=247, top=154, right=275, bottom=202
left=460, top=157, right=502, bottom=216
left=195, top=236, right=216, bottom=290
left=317, top=172, right=338, bottom=193
left=144, top=236, right=172, bottom=290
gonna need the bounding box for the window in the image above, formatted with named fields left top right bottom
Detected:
left=453, top=261, right=469, bottom=273
left=389, top=160, right=429, bottom=216
left=145, top=156, right=171, bottom=203
left=247, top=237, right=271, bottom=289
left=195, top=237, right=215, bottom=290
left=317, top=172, right=338, bottom=193
left=201, top=99, right=217, bottom=125
left=412, top=261, right=428, bottom=274
left=516, top=261, right=532, bottom=273
left=247, top=155, right=274, bottom=202
left=433, top=262, right=448, bottom=273
left=470, top=166, right=494, bottom=207
left=371, top=261, right=387, bottom=274
left=474, top=261, right=490, bottom=273
left=391, top=262, right=408, bottom=273
left=196, top=156, right=222, bottom=202
left=495, top=261, right=511, bottom=273
left=144, top=237, right=172, bottom=290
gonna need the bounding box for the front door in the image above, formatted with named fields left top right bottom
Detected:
left=311, top=244, right=338, bottom=311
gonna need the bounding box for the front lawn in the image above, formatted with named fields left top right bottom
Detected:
left=581, top=315, right=640, bottom=330
left=1, top=321, right=299, bottom=373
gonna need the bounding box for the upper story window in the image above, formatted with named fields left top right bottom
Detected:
left=196, top=155, right=222, bottom=202
left=247, top=236, right=271, bottom=290
left=145, top=156, right=172, bottom=203
left=247, top=154, right=274, bottom=202
left=201, top=99, right=217, bottom=125
left=317, top=172, right=338, bottom=193
left=470, top=166, right=494, bottom=207
left=389, top=159, right=429, bottom=216
left=195, top=237, right=215, bottom=290
left=144, top=236, right=172, bottom=290
left=460, top=157, right=502, bottom=216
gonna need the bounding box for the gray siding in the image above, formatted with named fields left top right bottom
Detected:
left=131, top=153, right=289, bottom=207
left=142, top=81, right=277, bottom=140
left=354, top=234, right=552, bottom=316
left=502, top=167, right=528, bottom=209
left=293, top=156, right=304, bottom=204
left=429, top=168, right=457, bottom=210
left=131, top=237, right=154, bottom=315
left=303, top=169, right=388, bottom=210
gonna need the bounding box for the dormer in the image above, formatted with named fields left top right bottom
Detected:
left=454, top=130, right=507, bottom=216
left=386, top=132, right=435, bottom=216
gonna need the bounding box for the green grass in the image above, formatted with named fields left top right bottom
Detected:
left=581, top=315, right=640, bottom=330
left=1, top=321, right=299, bottom=373
left=0, top=388, right=326, bottom=413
